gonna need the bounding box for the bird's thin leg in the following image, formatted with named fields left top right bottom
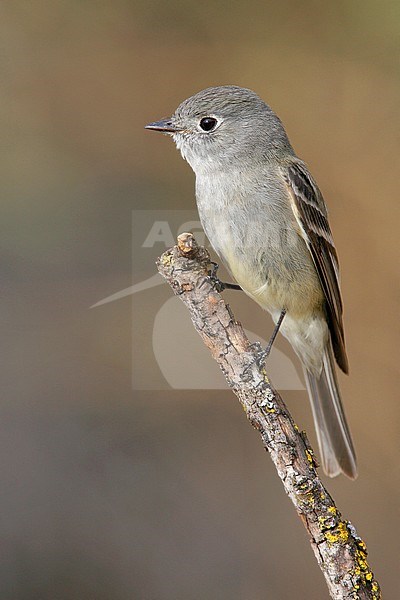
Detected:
left=257, top=309, right=287, bottom=365
left=222, top=282, right=242, bottom=290
left=208, top=261, right=242, bottom=292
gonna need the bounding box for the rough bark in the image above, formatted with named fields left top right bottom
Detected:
left=156, top=233, right=381, bottom=600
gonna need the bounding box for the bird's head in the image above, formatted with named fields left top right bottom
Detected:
left=146, top=85, right=293, bottom=174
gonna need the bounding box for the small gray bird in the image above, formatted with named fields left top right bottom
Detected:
left=146, top=85, right=357, bottom=479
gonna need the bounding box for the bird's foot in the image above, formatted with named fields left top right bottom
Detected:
left=208, top=261, right=242, bottom=292
left=247, top=342, right=273, bottom=369
left=247, top=309, right=287, bottom=370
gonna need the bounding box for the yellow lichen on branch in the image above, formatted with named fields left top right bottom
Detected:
left=157, top=233, right=381, bottom=600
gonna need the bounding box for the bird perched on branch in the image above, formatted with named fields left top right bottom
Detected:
left=146, top=85, right=357, bottom=479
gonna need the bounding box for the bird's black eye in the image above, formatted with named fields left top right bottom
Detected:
left=199, top=117, right=218, bottom=132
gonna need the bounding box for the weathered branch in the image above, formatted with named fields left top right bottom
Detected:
left=156, top=233, right=381, bottom=600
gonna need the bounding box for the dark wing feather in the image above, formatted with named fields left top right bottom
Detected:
left=283, top=161, right=349, bottom=374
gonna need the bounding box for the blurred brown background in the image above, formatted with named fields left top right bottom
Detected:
left=1, top=1, right=399, bottom=598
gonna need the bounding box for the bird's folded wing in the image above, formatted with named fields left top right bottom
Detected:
left=282, top=160, right=349, bottom=374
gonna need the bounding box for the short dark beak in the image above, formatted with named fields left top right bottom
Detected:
left=145, top=118, right=179, bottom=133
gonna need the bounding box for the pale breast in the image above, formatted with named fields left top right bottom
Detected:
left=195, top=167, right=324, bottom=317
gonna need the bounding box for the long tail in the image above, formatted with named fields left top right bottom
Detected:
left=303, top=343, right=357, bottom=479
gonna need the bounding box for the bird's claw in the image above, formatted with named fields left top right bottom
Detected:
left=207, top=261, right=242, bottom=292
left=248, top=342, right=270, bottom=369
left=207, top=262, right=227, bottom=292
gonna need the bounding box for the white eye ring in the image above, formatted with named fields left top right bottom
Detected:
left=198, top=116, right=220, bottom=132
